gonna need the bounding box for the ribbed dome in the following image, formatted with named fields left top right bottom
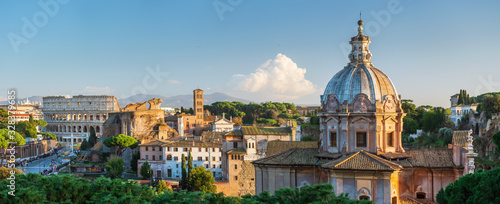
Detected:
left=321, top=21, right=398, bottom=104
left=322, top=63, right=398, bottom=104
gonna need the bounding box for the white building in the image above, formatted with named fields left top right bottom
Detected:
left=449, top=94, right=478, bottom=126
left=211, top=114, right=234, bottom=132
left=138, top=137, right=223, bottom=180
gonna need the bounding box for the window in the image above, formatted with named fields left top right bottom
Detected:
left=219, top=148, right=222, bottom=152
left=233, top=142, right=237, bottom=148
left=234, top=164, right=238, bottom=169
left=212, top=164, right=216, bottom=169
left=167, top=155, right=172, bottom=161
left=231, top=155, right=234, bottom=160
left=205, top=164, right=209, bottom=168
left=356, top=132, right=367, bottom=147
left=194, top=164, right=197, bottom=167
left=199, top=148, right=202, bottom=152
left=146, top=155, right=149, bottom=160
left=206, top=148, right=209, bottom=152
left=212, top=157, right=216, bottom=161
left=205, top=156, right=208, bottom=161
left=174, top=156, right=178, bottom=161
left=174, top=148, right=178, bottom=152
left=416, top=192, right=426, bottom=199
left=152, top=147, right=155, bottom=151
left=212, top=148, right=215, bottom=152
left=145, top=147, right=148, bottom=151
left=198, top=156, right=202, bottom=161
left=387, top=132, right=394, bottom=147
left=359, top=195, right=370, bottom=200
left=329, top=131, right=337, bottom=147
left=183, top=148, right=188, bottom=152
left=167, top=147, right=170, bottom=151
left=159, top=155, right=163, bottom=160
left=152, top=155, right=155, bottom=160
left=159, top=147, right=162, bottom=151
left=234, top=176, right=238, bottom=180
left=219, top=157, right=221, bottom=161
left=176, top=164, right=179, bottom=168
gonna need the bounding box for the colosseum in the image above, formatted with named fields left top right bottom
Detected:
left=43, top=95, right=121, bottom=144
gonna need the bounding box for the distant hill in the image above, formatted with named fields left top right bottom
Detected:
left=0, top=96, right=44, bottom=105
left=118, top=92, right=253, bottom=108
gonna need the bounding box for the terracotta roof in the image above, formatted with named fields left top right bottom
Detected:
left=252, top=148, right=319, bottom=166
left=452, top=130, right=469, bottom=149
left=402, top=149, right=456, bottom=168
left=322, top=150, right=402, bottom=171
left=139, top=140, right=169, bottom=146
left=241, top=126, right=292, bottom=135
left=140, top=139, right=221, bottom=148
left=201, top=131, right=223, bottom=142
left=315, top=152, right=343, bottom=159
left=224, top=130, right=243, bottom=136
left=266, top=141, right=318, bottom=156
left=380, top=152, right=412, bottom=159
left=227, top=148, right=246, bottom=155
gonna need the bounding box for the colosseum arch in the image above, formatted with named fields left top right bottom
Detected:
left=90, top=114, right=94, bottom=121
left=83, top=126, right=88, bottom=132
left=73, top=114, right=77, bottom=121
left=96, top=115, right=100, bottom=121
left=78, top=114, right=82, bottom=121
left=78, top=126, right=82, bottom=132
left=102, top=114, right=107, bottom=121
left=96, top=126, right=100, bottom=133
left=73, top=126, right=76, bottom=132
left=84, top=114, right=87, bottom=121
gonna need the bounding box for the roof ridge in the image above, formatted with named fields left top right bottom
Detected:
left=333, top=151, right=362, bottom=168
left=362, top=151, right=402, bottom=169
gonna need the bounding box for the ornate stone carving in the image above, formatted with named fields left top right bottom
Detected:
left=324, top=94, right=340, bottom=112
left=383, top=95, right=396, bottom=112
left=353, top=94, right=370, bottom=113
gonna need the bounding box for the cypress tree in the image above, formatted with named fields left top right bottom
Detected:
left=187, top=150, right=193, bottom=191
left=458, top=90, right=464, bottom=105
left=88, top=126, right=97, bottom=147
left=181, top=154, right=187, bottom=189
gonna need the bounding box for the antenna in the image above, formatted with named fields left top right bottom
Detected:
left=360, top=11, right=362, bottom=20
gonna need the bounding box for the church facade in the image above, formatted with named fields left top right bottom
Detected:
left=252, top=20, right=477, bottom=204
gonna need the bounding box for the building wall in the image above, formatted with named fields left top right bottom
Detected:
left=398, top=167, right=459, bottom=202
left=139, top=145, right=223, bottom=179
left=255, top=166, right=320, bottom=195
left=43, top=95, right=120, bottom=144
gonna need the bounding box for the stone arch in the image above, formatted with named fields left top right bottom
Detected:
left=96, top=126, right=100, bottom=133
left=102, top=114, right=106, bottom=121
left=73, top=114, right=76, bottom=121
left=78, top=126, right=82, bottom=132
left=73, top=126, right=76, bottom=132
left=84, top=114, right=87, bottom=121
left=96, top=114, right=100, bottom=121
left=83, top=126, right=88, bottom=132
left=356, top=187, right=372, bottom=201
left=78, top=114, right=82, bottom=121
left=90, top=114, right=94, bottom=121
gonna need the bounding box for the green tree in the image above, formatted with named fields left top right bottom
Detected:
left=0, top=109, right=8, bottom=129
left=301, top=136, right=317, bottom=141
left=103, top=134, right=138, bottom=156
left=0, top=129, right=26, bottom=166
left=310, top=115, right=320, bottom=125
left=33, top=120, right=47, bottom=128
left=140, top=161, right=153, bottom=179
left=187, top=150, right=193, bottom=191
left=104, top=158, right=125, bottom=179
left=41, top=132, right=56, bottom=140
left=16, top=121, right=37, bottom=138
left=401, top=99, right=417, bottom=118
left=181, top=154, right=187, bottom=189
left=156, top=180, right=170, bottom=194
left=130, top=151, right=140, bottom=172
left=80, top=139, right=90, bottom=150
left=437, top=168, right=500, bottom=204
left=187, top=166, right=217, bottom=194
left=438, top=127, right=454, bottom=145
left=88, top=126, right=97, bottom=147
left=403, top=117, right=419, bottom=135
left=0, top=167, right=23, bottom=180
left=493, top=131, right=500, bottom=153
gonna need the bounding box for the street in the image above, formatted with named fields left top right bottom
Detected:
left=18, top=154, right=58, bottom=174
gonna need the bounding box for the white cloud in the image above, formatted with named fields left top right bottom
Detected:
left=72, top=86, right=115, bottom=95
left=167, top=80, right=182, bottom=84
left=231, top=53, right=316, bottom=100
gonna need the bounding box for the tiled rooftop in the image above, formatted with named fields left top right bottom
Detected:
left=252, top=148, right=319, bottom=166
left=322, top=150, right=402, bottom=171
left=266, top=141, right=318, bottom=156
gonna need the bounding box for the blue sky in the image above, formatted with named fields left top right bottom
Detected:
left=1, top=0, right=499, bottom=107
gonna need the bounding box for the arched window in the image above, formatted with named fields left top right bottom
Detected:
left=96, top=126, right=100, bottom=133
left=167, top=154, right=172, bottom=161
left=359, top=195, right=370, bottom=200
left=83, top=126, right=88, bottom=132
left=416, top=192, right=426, bottom=199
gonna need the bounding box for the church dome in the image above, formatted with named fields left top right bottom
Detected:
left=321, top=21, right=398, bottom=104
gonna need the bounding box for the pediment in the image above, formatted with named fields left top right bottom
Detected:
left=383, top=116, right=398, bottom=124
left=352, top=116, right=371, bottom=124
left=325, top=116, right=340, bottom=124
